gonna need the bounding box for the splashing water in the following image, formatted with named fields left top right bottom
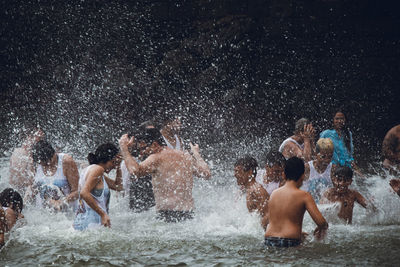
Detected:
left=1, top=141, right=400, bottom=265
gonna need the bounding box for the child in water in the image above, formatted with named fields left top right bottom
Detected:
left=320, top=166, right=373, bottom=224
left=0, top=188, right=24, bottom=249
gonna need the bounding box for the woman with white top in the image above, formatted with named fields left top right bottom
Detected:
left=73, top=143, right=123, bottom=230
left=31, top=140, right=79, bottom=211
left=301, top=138, right=335, bottom=203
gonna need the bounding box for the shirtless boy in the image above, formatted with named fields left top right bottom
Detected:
left=320, top=166, right=371, bottom=224
left=265, top=157, right=328, bottom=247
left=119, top=129, right=211, bottom=223
left=234, top=156, right=269, bottom=229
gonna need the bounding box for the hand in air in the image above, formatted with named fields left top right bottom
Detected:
left=101, top=213, right=111, bottom=228
left=119, top=134, right=134, bottom=150
left=189, top=142, right=200, bottom=154
left=302, top=123, right=315, bottom=140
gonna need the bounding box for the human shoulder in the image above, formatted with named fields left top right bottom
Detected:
left=320, top=129, right=334, bottom=138
left=87, top=165, right=104, bottom=178
left=62, top=154, right=77, bottom=165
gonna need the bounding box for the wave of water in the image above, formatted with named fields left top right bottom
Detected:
left=1, top=155, right=400, bottom=265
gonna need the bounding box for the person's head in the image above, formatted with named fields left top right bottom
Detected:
left=333, top=111, right=346, bottom=130
left=32, top=140, right=56, bottom=166
left=0, top=188, right=23, bottom=214
left=19, top=124, right=45, bottom=146
left=332, top=166, right=353, bottom=193
left=234, top=156, right=258, bottom=187
left=284, top=157, right=305, bottom=185
left=88, top=143, right=119, bottom=172
left=162, top=116, right=182, bottom=134
left=264, top=151, right=285, bottom=182
left=137, top=128, right=165, bottom=157
left=294, top=118, right=310, bottom=136
left=315, top=138, right=334, bottom=168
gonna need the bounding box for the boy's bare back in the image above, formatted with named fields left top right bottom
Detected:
left=266, top=184, right=326, bottom=239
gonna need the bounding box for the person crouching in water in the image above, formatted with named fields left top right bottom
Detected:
left=301, top=138, right=335, bottom=203
left=320, top=166, right=374, bottom=224
left=0, top=188, right=24, bottom=249
left=265, top=157, right=328, bottom=248
left=234, top=156, right=269, bottom=229
left=73, top=143, right=123, bottom=230
left=119, top=128, right=211, bottom=223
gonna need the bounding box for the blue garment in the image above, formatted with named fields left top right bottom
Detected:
left=320, top=129, right=354, bottom=167
left=73, top=166, right=110, bottom=231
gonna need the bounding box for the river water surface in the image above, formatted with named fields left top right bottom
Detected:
left=1, top=155, right=400, bottom=266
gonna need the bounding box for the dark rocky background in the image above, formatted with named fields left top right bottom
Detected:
left=1, top=0, right=399, bottom=169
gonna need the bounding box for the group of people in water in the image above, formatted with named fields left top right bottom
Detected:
left=1, top=111, right=400, bottom=248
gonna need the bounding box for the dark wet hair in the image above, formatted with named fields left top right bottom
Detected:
left=32, top=140, right=55, bottom=164
left=284, top=157, right=305, bottom=181
left=87, top=143, right=119, bottom=165
left=234, top=156, right=258, bottom=176
left=334, top=166, right=353, bottom=181
left=334, top=110, right=352, bottom=153
left=0, top=188, right=23, bottom=213
left=294, top=118, right=310, bottom=134
left=264, top=151, right=286, bottom=167
left=137, top=128, right=165, bottom=147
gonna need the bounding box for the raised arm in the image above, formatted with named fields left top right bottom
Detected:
left=301, top=124, right=315, bottom=162
left=304, top=192, right=328, bottom=239
left=190, top=143, right=211, bottom=180
left=63, top=155, right=79, bottom=202
left=119, top=134, right=157, bottom=178
left=0, top=208, right=7, bottom=249
left=80, top=167, right=110, bottom=227
left=104, top=154, right=124, bottom=191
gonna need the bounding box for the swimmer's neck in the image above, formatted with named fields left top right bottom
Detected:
left=244, top=177, right=257, bottom=188
left=160, top=127, right=175, bottom=139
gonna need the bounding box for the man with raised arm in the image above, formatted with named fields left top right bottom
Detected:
left=279, top=118, right=315, bottom=162
left=264, top=157, right=328, bottom=247
left=119, top=129, right=211, bottom=222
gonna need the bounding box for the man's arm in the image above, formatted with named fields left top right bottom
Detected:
left=190, top=143, right=211, bottom=180
left=0, top=208, right=6, bottom=249
left=63, top=155, right=79, bottom=202
left=304, top=192, right=328, bottom=239
left=301, top=124, right=315, bottom=162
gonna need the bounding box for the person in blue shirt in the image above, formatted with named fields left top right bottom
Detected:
left=320, top=111, right=355, bottom=169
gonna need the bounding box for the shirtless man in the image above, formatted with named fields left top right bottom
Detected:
left=279, top=118, right=315, bottom=162
left=382, top=125, right=400, bottom=195
left=119, top=129, right=211, bottom=223
left=160, top=117, right=184, bottom=150
left=320, top=166, right=373, bottom=224
left=301, top=138, right=336, bottom=203
left=265, top=157, right=328, bottom=247
left=9, top=127, right=44, bottom=194
left=234, top=156, right=269, bottom=229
